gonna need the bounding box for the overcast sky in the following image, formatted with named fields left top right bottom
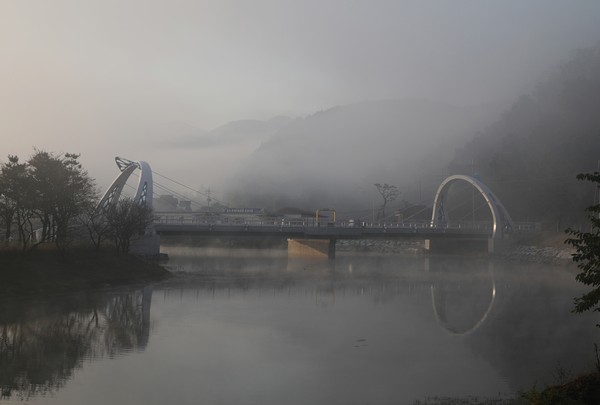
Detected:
left=1, top=0, right=600, bottom=194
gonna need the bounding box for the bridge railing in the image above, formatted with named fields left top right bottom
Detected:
left=153, top=215, right=471, bottom=230
left=153, top=213, right=540, bottom=234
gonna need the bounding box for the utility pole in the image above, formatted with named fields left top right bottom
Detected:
left=206, top=187, right=212, bottom=211
left=372, top=199, right=375, bottom=224
left=596, top=160, right=600, bottom=220
left=471, top=159, right=476, bottom=227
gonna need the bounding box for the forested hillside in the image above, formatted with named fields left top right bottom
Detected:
left=224, top=99, right=497, bottom=213
left=449, top=43, right=600, bottom=228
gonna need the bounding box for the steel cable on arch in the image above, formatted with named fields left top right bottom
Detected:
left=335, top=194, right=464, bottom=224
left=151, top=170, right=230, bottom=208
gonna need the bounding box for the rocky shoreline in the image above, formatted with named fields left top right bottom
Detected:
left=500, top=244, right=575, bottom=264
left=335, top=236, right=576, bottom=265
left=336, top=239, right=425, bottom=255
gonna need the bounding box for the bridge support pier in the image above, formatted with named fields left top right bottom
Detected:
left=287, top=239, right=336, bottom=260
left=130, top=232, right=161, bottom=257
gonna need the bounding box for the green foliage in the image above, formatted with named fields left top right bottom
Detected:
left=565, top=172, right=600, bottom=317
left=521, top=372, right=600, bottom=405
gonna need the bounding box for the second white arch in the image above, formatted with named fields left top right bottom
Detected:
left=430, top=174, right=514, bottom=240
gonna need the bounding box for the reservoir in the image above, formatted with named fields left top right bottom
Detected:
left=1, top=247, right=598, bottom=404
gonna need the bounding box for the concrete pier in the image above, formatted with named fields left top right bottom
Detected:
left=130, top=232, right=161, bottom=257
left=287, top=239, right=336, bottom=260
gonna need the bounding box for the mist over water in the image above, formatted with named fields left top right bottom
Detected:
left=2, top=248, right=597, bottom=404
left=2, top=2, right=600, bottom=404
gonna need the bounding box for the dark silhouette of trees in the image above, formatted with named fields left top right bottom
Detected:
left=0, top=156, right=37, bottom=250
left=374, top=183, right=399, bottom=220
left=27, top=151, right=96, bottom=252
left=565, top=172, right=600, bottom=320
left=0, top=172, right=16, bottom=242
left=0, top=151, right=96, bottom=253
left=1, top=149, right=157, bottom=256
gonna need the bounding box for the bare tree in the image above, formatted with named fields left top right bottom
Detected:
left=77, top=199, right=111, bottom=255
left=374, top=183, right=400, bottom=220
left=105, top=198, right=154, bottom=255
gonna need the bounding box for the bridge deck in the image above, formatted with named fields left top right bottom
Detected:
left=154, top=223, right=491, bottom=240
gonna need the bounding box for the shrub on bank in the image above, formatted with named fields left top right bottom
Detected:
left=522, top=372, right=600, bottom=405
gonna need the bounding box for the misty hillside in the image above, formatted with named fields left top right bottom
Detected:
left=160, top=117, right=293, bottom=148
left=449, top=42, right=600, bottom=227
left=223, top=99, right=500, bottom=214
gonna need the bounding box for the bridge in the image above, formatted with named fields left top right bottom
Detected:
left=153, top=221, right=490, bottom=240
left=97, top=157, right=518, bottom=257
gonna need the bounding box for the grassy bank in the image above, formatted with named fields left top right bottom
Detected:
left=0, top=246, right=170, bottom=296
left=411, top=370, right=600, bottom=404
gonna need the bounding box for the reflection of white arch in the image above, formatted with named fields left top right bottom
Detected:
left=97, top=157, right=154, bottom=213
left=430, top=261, right=496, bottom=337
left=431, top=175, right=514, bottom=239
left=431, top=280, right=496, bottom=337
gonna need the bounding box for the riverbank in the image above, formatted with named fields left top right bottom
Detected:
left=0, top=247, right=170, bottom=297
left=336, top=231, right=576, bottom=264
left=499, top=232, right=576, bottom=264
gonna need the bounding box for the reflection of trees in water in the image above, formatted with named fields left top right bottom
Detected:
left=0, top=287, right=152, bottom=400
left=102, top=288, right=152, bottom=353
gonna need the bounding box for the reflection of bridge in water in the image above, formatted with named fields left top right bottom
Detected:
left=159, top=254, right=499, bottom=337
left=98, top=157, right=526, bottom=257
left=2, top=257, right=592, bottom=401
left=428, top=259, right=496, bottom=336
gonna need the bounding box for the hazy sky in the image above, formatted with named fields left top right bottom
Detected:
left=1, top=0, right=600, bottom=195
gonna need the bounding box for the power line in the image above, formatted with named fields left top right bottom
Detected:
left=153, top=182, right=206, bottom=209
left=152, top=170, right=230, bottom=207
left=454, top=202, right=489, bottom=222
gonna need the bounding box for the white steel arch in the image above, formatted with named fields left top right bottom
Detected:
left=97, top=157, right=154, bottom=213
left=431, top=174, right=514, bottom=239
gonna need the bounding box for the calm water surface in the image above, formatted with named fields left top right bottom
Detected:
left=1, top=247, right=599, bottom=404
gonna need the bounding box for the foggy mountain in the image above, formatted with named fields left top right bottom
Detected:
left=160, top=117, right=293, bottom=148
left=223, top=99, right=501, bottom=214
left=449, top=42, right=600, bottom=227
left=137, top=117, right=294, bottom=194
